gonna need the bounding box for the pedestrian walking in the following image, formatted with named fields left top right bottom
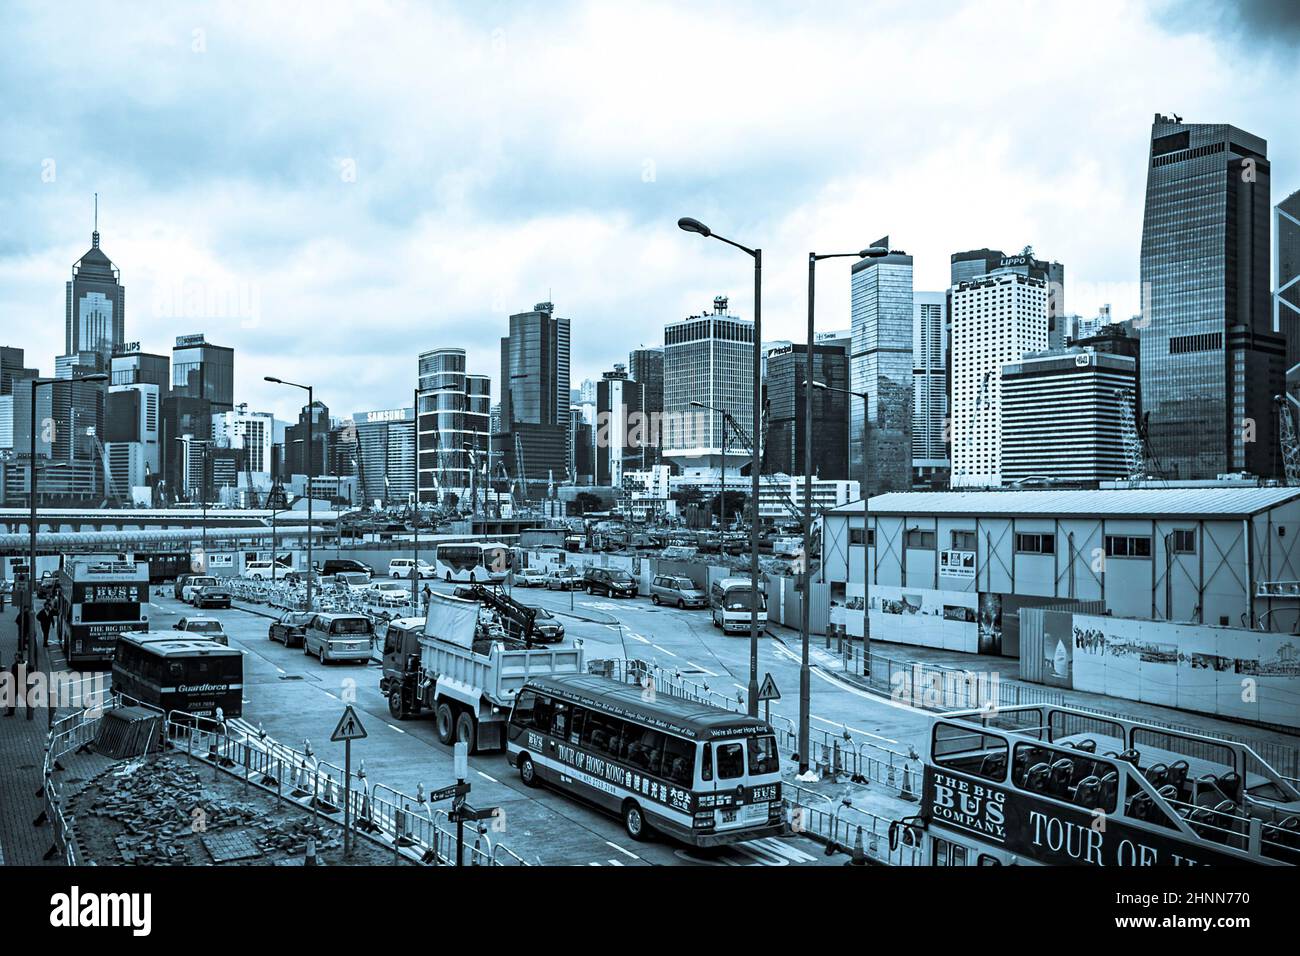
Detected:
left=5, top=652, right=34, bottom=720
left=37, top=600, right=53, bottom=647
left=421, top=584, right=432, bottom=613
left=14, top=603, right=33, bottom=658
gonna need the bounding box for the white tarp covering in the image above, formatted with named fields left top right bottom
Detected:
left=423, top=593, right=479, bottom=648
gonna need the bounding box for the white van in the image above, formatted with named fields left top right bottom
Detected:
left=243, top=560, right=288, bottom=580
left=304, top=613, right=374, bottom=664
left=710, top=578, right=768, bottom=634
left=388, top=558, right=433, bottom=579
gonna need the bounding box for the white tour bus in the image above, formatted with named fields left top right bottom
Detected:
left=710, top=577, right=768, bottom=634
left=432, top=541, right=511, bottom=583
left=507, top=673, right=784, bottom=845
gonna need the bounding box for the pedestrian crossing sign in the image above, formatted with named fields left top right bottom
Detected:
left=331, top=705, right=368, bottom=742
left=757, top=672, right=781, bottom=702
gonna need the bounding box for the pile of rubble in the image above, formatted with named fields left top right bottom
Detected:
left=78, top=756, right=345, bottom=865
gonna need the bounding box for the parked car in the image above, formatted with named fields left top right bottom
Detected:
left=505, top=604, right=565, bottom=643
left=333, top=571, right=371, bottom=593
left=192, top=582, right=233, bottom=609
left=545, top=567, right=581, bottom=591
left=582, top=567, right=638, bottom=598
left=175, top=617, right=229, bottom=645
left=268, top=610, right=314, bottom=648
left=649, top=574, right=707, bottom=609
left=285, top=569, right=324, bottom=586
left=243, top=560, right=290, bottom=581
left=388, top=558, right=433, bottom=579
left=514, top=567, right=548, bottom=588
left=173, top=574, right=193, bottom=600
left=366, top=580, right=414, bottom=606
left=320, top=559, right=372, bottom=578
left=181, top=575, right=218, bottom=603
left=304, top=612, right=374, bottom=664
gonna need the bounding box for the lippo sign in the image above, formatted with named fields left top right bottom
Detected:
left=923, top=768, right=1246, bottom=866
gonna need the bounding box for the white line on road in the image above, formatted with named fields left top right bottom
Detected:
left=386, top=723, right=407, bottom=734
left=683, top=661, right=718, bottom=677
left=477, top=770, right=498, bottom=783
left=810, top=713, right=897, bottom=744
left=651, top=644, right=679, bottom=658
left=809, top=667, right=925, bottom=714
left=605, top=841, right=639, bottom=860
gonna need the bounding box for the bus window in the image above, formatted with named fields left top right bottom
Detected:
left=512, top=690, right=537, bottom=728
left=748, top=735, right=780, bottom=775
left=933, top=837, right=968, bottom=866
left=932, top=721, right=1008, bottom=781
left=716, top=742, right=745, bottom=780
left=549, top=701, right=571, bottom=739
left=660, top=736, right=695, bottom=785
left=626, top=728, right=665, bottom=776
left=529, top=694, right=554, bottom=732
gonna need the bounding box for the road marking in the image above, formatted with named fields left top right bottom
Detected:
left=386, top=723, right=407, bottom=734
left=605, top=841, right=639, bottom=860
left=809, top=666, right=925, bottom=714
left=477, top=770, right=498, bottom=783
left=809, top=713, right=897, bottom=744
left=321, top=690, right=339, bottom=700
left=651, top=644, right=679, bottom=658
left=683, top=661, right=718, bottom=676
left=275, top=666, right=286, bottom=674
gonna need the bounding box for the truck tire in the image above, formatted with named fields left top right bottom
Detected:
left=435, top=702, right=456, bottom=745
left=518, top=753, right=539, bottom=787
left=622, top=800, right=651, bottom=842
left=455, top=712, right=476, bottom=752
left=388, top=689, right=408, bottom=720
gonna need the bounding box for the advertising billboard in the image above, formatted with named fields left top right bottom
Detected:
left=868, top=585, right=978, bottom=652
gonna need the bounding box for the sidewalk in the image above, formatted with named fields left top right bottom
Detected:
left=0, top=600, right=62, bottom=866
left=768, top=622, right=1300, bottom=772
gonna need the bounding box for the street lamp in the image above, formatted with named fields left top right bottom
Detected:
left=678, top=216, right=762, bottom=718
left=412, top=385, right=420, bottom=609
left=25, top=373, right=108, bottom=659
left=795, top=245, right=888, bottom=773
left=266, top=376, right=317, bottom=612
left=808, top=378, right=871, bottom=673
left=689, top=401, right=728, bottom=533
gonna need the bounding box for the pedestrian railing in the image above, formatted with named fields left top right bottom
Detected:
left=783, top=797, right=923, bottom=866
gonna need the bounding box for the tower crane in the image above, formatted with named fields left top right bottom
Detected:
left=1114, top=387, right=1145, bottom=484
left=1276, top=395, right=1300, bottom=487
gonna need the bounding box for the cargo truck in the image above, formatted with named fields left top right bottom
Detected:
left=379, top=590, right=584, bottom=752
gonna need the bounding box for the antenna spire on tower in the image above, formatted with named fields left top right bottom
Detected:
left=92, top=192, right=100, bottom=247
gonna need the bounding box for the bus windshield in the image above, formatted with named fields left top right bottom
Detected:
left=724, top=589, right=763, bottom=611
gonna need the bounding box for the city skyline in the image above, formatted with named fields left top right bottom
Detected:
left=3, top=2, right=1299, bottom=422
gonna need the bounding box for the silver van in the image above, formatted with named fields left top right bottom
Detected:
left=649, top=574, right=707, bottom=609
left=304, top=613, right=374, bottom=664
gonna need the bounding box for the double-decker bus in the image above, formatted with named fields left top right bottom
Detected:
left=892, top=703, right=1300, bottom=866
left=710, top=577, right=768, bottom=634
left=507, top=673, right=783, bottom=846
left=432, top=541, right=511, bottom=583
left=58, top=557, right=151, bottom=668
left=112, top=631, right=243, bottom=719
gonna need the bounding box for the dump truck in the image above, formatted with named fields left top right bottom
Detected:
left=379, top=590, right=584, bottom=752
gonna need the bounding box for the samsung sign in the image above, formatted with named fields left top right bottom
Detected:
left=362, top=408, right=412, bottom=424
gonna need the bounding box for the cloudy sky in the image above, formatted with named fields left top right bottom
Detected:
left=1, top=0, right=1297, bottom=421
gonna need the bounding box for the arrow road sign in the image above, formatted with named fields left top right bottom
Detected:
left=330, top=705, right=368, bottom=742
left=756, top=672, right=781, bottom=702
left=429, top=782, right=472, bottom=803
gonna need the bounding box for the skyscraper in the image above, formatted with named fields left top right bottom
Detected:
left=762, top=342, right=849, bottom=479
left=662, top=296, right=754, bottom=472
left=1277, top=189, right=1300, bottom=369
left=111, top=347, right=170, bottom=393
left=353, top=408, right=415, bottom=506
left=595, top=365, right=641, bottom=487
left=65, top=206, right=125, bottom=365
left=172, top=334, right=234, bottom=414
left=628, top=346, right=664, bottom=470
left=950, top=272, right=1049, bottom=487
left=1139, top=113, right=1281, bottom=480
left=416, top=348, right=490, bottom=502
left=0, top=346, right=38, bottom=397
left=912, top=291, right=948, bottom=486
left=496, top=302, right=571, bottom=494
left=850, top=248, right=913, bottom=495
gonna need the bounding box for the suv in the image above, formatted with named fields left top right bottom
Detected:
left=582, top=567, right=638, bottom=598
left=321, top=559, right=372, bottom=578
left=649, top=575, right=707, bottom=609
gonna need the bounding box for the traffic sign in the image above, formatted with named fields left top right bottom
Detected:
left=330, top=705, right=368, bottom=742
left=757, top=672, right=781, bottom=702
left=429, top=782, right=471, bottom=803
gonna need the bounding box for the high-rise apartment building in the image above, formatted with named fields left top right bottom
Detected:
left=850, top=248, right=913, bottom=495
left=662, top=296, right=754, bottom=472
left=912, top=291, right=948, bottom=486
left=950, top=272, right=1049, bottom=487
left=1139, top=114, right=1281, bottom=480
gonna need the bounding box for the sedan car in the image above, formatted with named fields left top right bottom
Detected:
left=268, top=610, right=314, bottom=647
left=514, top=567, right=548, bottom=588
left=511, top=605, right=565, bottom=643
left=192, top=582, right=233, bottom=609
left=545, top=567, right=581, bottom=591
left=175, top=616, right=229, bottom=646
left=366, top=581, right=414, bottom=607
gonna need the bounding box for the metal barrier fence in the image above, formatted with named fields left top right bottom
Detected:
left=38, top=700, right=530, bottom=867
left=783, top=798, right=924, bottom=866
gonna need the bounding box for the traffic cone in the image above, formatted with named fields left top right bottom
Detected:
left=290, top=757, right=311, bottom=797
left=317, top=774, right=339, bottom=813
left=304, top=836, right=318, bottom=866
left=354, top=764, right=379, bottom=833
left=901, top=763, right=918, bottom=802
left=845, top=826, right=867, bottom=866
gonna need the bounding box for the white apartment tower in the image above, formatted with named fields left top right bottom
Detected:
left=950, top=272, right=1048, bottom=487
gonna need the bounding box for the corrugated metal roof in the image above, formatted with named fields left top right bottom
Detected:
left=829, top=488, right=1300, bottom=519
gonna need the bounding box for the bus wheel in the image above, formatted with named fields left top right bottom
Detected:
left=518, top=753, right=538, bottom=787
left=388, top=690, right=408, bottom=720
left=435, top=703, right=455, bottom=745
left=454, top=712, right=476, bottom=752
left=622, top=801, right=650, bottom=842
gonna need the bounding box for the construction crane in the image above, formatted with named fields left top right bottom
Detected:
left=86, top=426, right=126, bottom=508
left=1114, top=388, right=1145, bottom=484
left=1277, top=395, right=1300, bottom=486
left=514, top=432, right=528, bottom=504
left=716, top=408, right=805, bottom=526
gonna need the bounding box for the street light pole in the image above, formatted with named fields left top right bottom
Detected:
left=413, top=385, right=420, bottom=609
left=798, top=246, right=887, bottom=773
left=267, top=376, right=316, bottom=612
left=679, top=217, right=761, bottom=717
